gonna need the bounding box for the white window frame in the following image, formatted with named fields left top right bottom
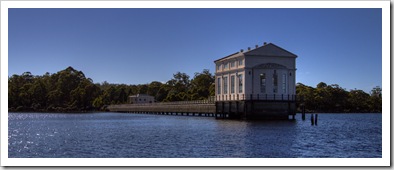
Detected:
left=223, top=76, right=228, bottom=94
left=230, top=75, right=235, bottom=94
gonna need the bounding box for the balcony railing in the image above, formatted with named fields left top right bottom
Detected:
left=215, top=94, right=297, bottom=101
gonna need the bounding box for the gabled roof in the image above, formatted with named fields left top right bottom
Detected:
left=214, top=43, right=297, bottom=63
left=245, top=43, right=297, bottom=57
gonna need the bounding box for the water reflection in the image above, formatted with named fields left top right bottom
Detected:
left=212, top=119, right=298, bottom=157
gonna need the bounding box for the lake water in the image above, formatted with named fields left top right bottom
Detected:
left=8, top=112, right=381, bottom=158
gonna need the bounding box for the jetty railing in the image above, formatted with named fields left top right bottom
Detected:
left=113, top=97, right=215, bottom=107
left=107, top=97, right=216, bottom=114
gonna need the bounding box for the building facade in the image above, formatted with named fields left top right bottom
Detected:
left=214, top=42, right=297, bottom=119
left=214, top=43, right=297, bottom=101
left=129, top=94, right=155, bottom=104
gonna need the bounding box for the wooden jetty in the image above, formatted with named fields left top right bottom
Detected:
left=108, top=95, right=300, bottom=120
left=108, top=99, right=216, bottom=117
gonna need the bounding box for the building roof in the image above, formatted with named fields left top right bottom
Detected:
left=129, top=94, right=153, bottom=98
left=245, top=43, right=297, bottom=57
left=214, top=43, right=297, bottom=63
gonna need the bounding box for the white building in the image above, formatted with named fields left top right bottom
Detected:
left=214, top=42, right=297, bottom=101
left=129, top=94, right=155, bottom=104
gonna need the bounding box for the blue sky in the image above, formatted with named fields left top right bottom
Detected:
left=8, top=8, right=382, bottom=93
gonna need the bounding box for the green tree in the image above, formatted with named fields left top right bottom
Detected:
left=347, top=89, right=370, bottom=112
left=165, top=72, right=191, bottom=101
left=316, top=82, right=327, bottom=89
left=138, top=84, right=148, bottom=94
left=296, top=83, right=316, bottom=112
left=28, top=77, right=48, bottom=110
left=9, top=66, right=102, bottom=112
left=167, top=72, right=190, bottom=93
left=93, top=96, right=104, bottom=110
left=155, top=84, right=169, bottom=102
left=326, top=84, right=348, bottom=112
left=369, top=86, right=382, bottom=112
left=147, top=81, right=163, bottom=97
left=189, top=69, right=214, bottom=100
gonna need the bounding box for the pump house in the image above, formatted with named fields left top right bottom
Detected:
left=214, top=42, right=297, bottom=119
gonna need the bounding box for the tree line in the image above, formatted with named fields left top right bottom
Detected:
left=296, top=82, right=381, bottom=113
left=9, top=66, right=381, bottom=113
left=8, top=66, right=215, bottom=112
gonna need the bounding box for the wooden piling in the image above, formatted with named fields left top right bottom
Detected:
left=315, top=114, right=318, bottom=125
left=311, top=114, right=314, bottom=125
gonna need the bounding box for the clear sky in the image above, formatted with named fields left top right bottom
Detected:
left=8, top=8, right=382, bottom=93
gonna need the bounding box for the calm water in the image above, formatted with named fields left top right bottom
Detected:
left=8, top=112, right=381, bottom=158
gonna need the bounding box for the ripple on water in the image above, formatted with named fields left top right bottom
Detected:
left=8, top=112, right=382, bottom=158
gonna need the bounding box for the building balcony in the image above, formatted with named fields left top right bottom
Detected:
left=216, top=94, right=298, bottom=102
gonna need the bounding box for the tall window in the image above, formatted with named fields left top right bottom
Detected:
left=238, top=59, right=243, bottom=66
left=273, top=70, right=278, bottom=93
left=230, top=61, right=235, bottom=68
left=260, top=73, right=266, bottom=93
left=282, top=73, right=287, bottom=93
left=223, top=63, right=228, bottom=70
left=216, top=65, right=220, bottom=71
left=217, top=77, right=221, bottom=94
left=223, top=76, right=228, bottom=94
left=238, top=74, right=243, bottom=93
left=230, top=75, right=235, bottom=93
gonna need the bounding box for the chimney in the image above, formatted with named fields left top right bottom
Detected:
left=240, top=49, right=244, bottom=52
left=263, top=42, right=267, bottom=45
left=255, top=45, right=259, bottom=48
left=248, top=47, right=251, bottom=51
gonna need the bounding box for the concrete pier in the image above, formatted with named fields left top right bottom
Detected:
left=108, top=94, right=298, bottom=120
left=215, top=94, right=296, bottom=120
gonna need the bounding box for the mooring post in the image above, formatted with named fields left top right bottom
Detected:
left=315, top=114, right=318, bottom=125
left=302, top=105, right=306, bottom=120
left=311, top=114, right=314, bottom=125
left=221, top=102, right=224, bottom=118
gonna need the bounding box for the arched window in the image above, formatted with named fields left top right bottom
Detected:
left=217, top=77, right=221, bottom=94
left=273, top=70, right=278, bottom=93
left=260, top=73, right=266, bottom=93
left=238, top=74, right=243, bottom=93
left=230, top=75, right=235, bottom=94
left=282, top=73, right=287, bottom=93
left=223, top=76, right=228, bottom=94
